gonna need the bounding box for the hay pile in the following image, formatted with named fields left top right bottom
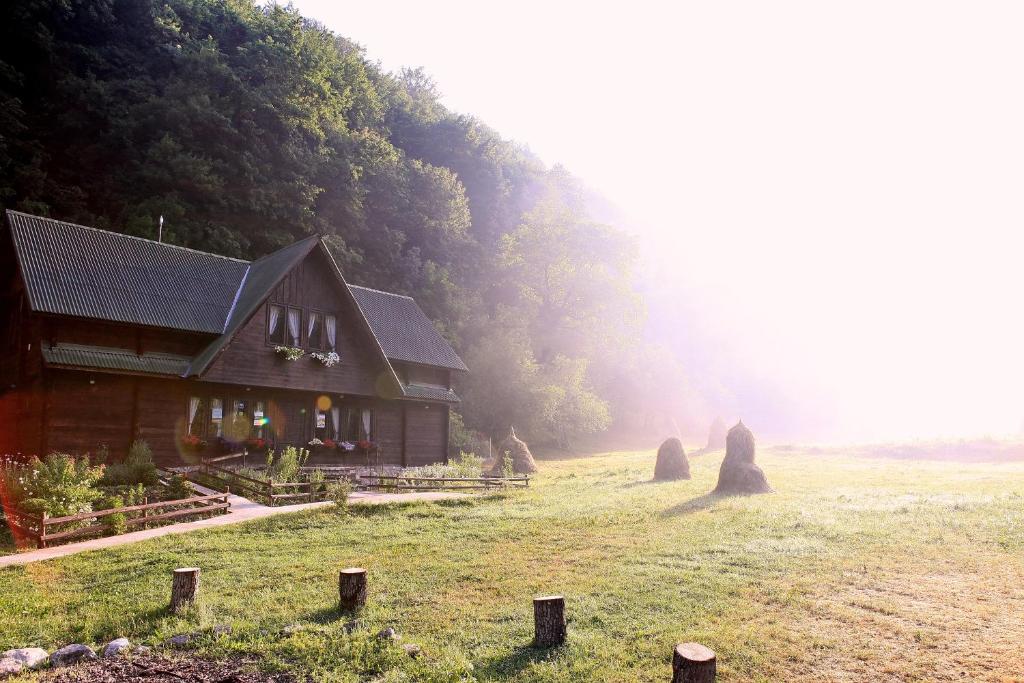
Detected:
left=653, top=437, right=690, bottom=480
left=713, top=421, right=772, bottom=494
left=490, top=426, right=538, bottom=475
left=705, top=417, right=727, bottom=451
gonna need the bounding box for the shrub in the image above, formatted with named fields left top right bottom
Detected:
left=402, top=451, right=484, bottom=481
left=100, top=440, right=158, bottom=487
left=166, top=474, right=194, bottom=500
left=307, top=468, right=326, bottom=493
left=18, top=453, right=104, bottom=518
left=99, top=494, right=127, bottom=535
left=327, top=480, right=352, bottom=513
left=268, top=446, right=309, bottom=482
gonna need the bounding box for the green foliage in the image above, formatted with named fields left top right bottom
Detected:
left=307, top=468, right=326, bottom=493
left=326, top=479, right=352, bottom=513
left=166, top=474, right=194, bottom=500
left=402, top=451, right=484, bottom=480
left=267, top=446, right=309, bottom=483
left=0, top=0, right=663, bottom=448
left=17, top=453, right=104, bottom=518
left=98, top=495, right=127, bottom=536
left=502, top=452, right=514, bottom=479
left=100, top=440, right=158, bottom=487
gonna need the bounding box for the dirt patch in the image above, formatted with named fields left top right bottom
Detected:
left=38, top=654, right=302, bottom=683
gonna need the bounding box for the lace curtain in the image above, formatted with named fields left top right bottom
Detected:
left=287, top=308, right=300, bottom=346
left=325, top=315, right=337, bottom=351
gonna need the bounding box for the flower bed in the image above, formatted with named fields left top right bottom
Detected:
left=191, top=446, right=338, bottom=506
left=0, top=442, right=229, bottom=551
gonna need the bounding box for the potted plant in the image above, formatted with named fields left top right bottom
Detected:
left=180, top=434, right=208, bottom=463
left=322, top=438, right=337, bottom=451
left=310, top=351, right=340, bottom=367
left=274, top=346, right=305, bottom=362
left=245, top=437, right=269, bottom=454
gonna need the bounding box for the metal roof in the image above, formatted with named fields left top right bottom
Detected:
left=401, top=383, right=461, bottom=403
left=6, top=211, right=248, bottom=333
left=42, top=344, right=192, bottom=377
left=6, top=210, right=467, bottom=378
left=349, top=286, right=468, bottom=372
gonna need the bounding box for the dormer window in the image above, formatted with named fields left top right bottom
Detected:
left=268, top=304, right=302, bottom=347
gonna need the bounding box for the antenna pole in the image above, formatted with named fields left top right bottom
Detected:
left=158, top=215, right=164, bottom=243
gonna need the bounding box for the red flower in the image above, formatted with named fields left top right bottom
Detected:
left=356, top=440, right=374, bottom=451
left=323, top=438, right=337, bottom=449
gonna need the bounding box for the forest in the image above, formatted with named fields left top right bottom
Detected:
left=0, top=0, right=694, bottom=447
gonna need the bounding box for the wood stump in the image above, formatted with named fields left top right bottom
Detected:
left=672, top=642, right=716, bottom=683
left=338, top=568, right=367, bottom=611
left=170, top=567, right=200, bottom=614
left=533, top=595, right=566, bottom=647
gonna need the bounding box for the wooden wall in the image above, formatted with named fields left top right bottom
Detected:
left=404, top=402, right=449, bottom=466
left=201, top=249, right=385, bottom=397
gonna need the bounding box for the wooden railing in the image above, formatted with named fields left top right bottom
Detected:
left=357, top=474, right=530, bottom=491
left=1, top=492, right=231, bottom=549
left=194, top=461, right=330, bottom=506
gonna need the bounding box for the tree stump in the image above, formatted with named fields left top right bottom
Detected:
left=170, top=568, right=200, bottom=614
left=672, top=642, right=716, bottom=683
left=533, top=595, right=566, bottom=647
left=338, top=568, right=367, bottom=611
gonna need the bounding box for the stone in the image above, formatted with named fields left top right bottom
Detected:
left=2, top=648, right=48, bottom=669
left=102, top=638, right=131, bottom=658
left=376, top=627, right=399, bottom=641
left=0, top=659, right=23, bottom=679
left=402, top=643, right=422, bottom=658
left=166, top=634, right=192, bottom=648
left=50, top=644, right=97, bottom=668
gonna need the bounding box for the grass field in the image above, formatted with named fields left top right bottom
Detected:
left=1, top=446, right=1023, bottom=682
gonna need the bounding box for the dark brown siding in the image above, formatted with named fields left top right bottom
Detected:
left=404, top=402, right=449, bottom=466
left=135, top=378, right=191, bottom=464
left=42, top=318, right=210, bottom=356
left=201, top=250, right=384, bottom=396
left=44, top=371, right=135, bottom=459
left=373, top=402, right=404, bottom=465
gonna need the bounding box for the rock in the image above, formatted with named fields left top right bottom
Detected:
left=402, top=643, right=422, bottom=658
left=653, top=437, right=690, bottom=481
left=50, top=644, right=97, bottom=668
left=713, top=421, right=772, bottom=495
left=376, top=627, right=399, bottom=641
left=102, top=638, right=131, bottom=658
left=2, top=648, right=48, bottom=669
left=0, top=658, right=23, bottom=678
left=166, top=634, right=192, bottom=648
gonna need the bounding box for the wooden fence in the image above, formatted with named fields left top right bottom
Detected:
left=195, top=461, right=331, bottom=506
left=357, top=474, right=530, bottom=491
left=1, top=492, right=231, bottom=549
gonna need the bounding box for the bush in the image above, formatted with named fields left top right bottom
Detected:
left=98, top=494, right=127, bottom=535
left=307, top=468, right=326, bottom=493
left=18, top=453, right=104, bottom=518
left=100, top=439, right=158, bottom=487
left=402, top=451, right=484, bottom=480
left=267, top=446, right=309, bottom=482
left=166, top=474, right=194, bottom=500
left=327, top=480, right=352, bottom=513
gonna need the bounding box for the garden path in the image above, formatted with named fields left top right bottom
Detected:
left=0, top=486, right=466, bottom=568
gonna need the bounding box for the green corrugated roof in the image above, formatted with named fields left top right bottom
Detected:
left=41, top=344, right=192, bottom=376
left=6, top=211, right=467, bottom=383
left=401, top=383, right=461, bottom=403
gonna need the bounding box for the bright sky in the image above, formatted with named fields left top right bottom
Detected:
left=292, top=0, right=1024, bottom=441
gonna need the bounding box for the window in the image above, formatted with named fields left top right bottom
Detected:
left=209, top=398, right=224, bottom=438
left=251, top=401, right=266, bottom=439
left=307, top=312, right=324, bottom=350
left=286, top=307, right=301, bottom=346
left=268, top=304, right=285, bottom=345
left=324, top=314, right=337, bottom=352
left=187, top=396, right=202, bottom=435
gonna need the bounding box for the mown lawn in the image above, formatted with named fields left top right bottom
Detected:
left=2, top=447, right=1023, bottom=682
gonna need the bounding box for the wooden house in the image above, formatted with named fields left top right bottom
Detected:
left=0, top=210, right=467, bottom=466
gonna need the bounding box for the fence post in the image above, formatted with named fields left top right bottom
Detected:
left=671, top=643, right=716, bottom=683
left=142, top=496, right=149, bottom=529
left=268, top=478, right=274, bottom=507
left=38, top=512, right=47, bottom=549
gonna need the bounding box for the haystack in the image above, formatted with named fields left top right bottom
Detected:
left=490, top=426, right=538, bottom=475
left=713, top=421, right=772, bottom=494
left=705, top=417, right=727, bottom=451
left=653, top=437, right=690, bottom=480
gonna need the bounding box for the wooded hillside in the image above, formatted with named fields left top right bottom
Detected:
left=0, top=0, right=694, bottom=447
